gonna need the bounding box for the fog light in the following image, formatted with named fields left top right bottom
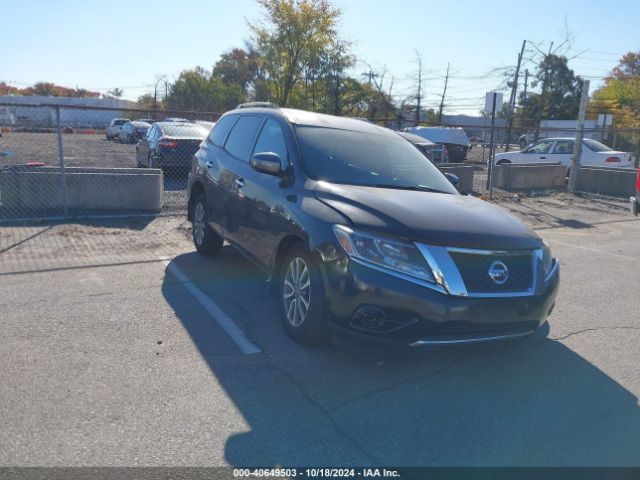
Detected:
left=350, top=305, right=388, bottom=331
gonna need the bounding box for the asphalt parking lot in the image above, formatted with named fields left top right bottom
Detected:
left=1, top=194, right=639, bottom=467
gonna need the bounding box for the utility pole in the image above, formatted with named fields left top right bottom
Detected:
left=361, top=70, right=378, bottom=85
left=415, top=52, right=423, bottom=126
left=569, top=79, right=590, bottom=193
left=437, top=63, right=450, bottom=123
left=361, top=70, right=378, bottom=119
left=522, top=69, right=529, bottom=128
left=505, top=40, right=526, bottom=152
left=486, top=92, right=498, bottom=197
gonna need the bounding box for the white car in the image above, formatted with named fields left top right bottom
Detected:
left=493, top=137, right=633, bottom=171
left=106, top=118, right=131, bottom=140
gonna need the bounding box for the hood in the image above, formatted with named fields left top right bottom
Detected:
left=314, top=183, right=541, bottom=250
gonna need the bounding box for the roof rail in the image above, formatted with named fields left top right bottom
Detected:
left=236, top=101, right=278, bottom=109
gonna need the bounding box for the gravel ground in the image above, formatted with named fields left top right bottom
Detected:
left=0, top=132, right=137, bottom=168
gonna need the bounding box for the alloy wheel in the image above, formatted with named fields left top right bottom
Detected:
left=194, top=202, right=205, bottom=246
left=283, top=257, right=311, bottom=327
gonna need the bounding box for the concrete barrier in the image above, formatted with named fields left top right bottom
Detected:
left=575, top=166, right=637, bottom=198
left=493, top=163, right=567, bottom=190
left=438, top=164, right=475, bottom=192
left=0, top=167, right=163, bottom=215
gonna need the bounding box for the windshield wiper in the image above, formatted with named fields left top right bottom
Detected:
left=373, top=184, right=450, bottom=194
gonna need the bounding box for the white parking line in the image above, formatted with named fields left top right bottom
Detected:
left=162, top=259, right=262, bottom=355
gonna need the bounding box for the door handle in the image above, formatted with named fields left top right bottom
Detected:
left=235, top=178, right=246, bottom=188
left=539, top=156, right=546, bottom=159
left=205, top=161, right=214, bottom=168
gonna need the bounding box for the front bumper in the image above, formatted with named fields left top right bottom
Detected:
left=631, top=195, right=639, bottom=216
left=322, top=256, right=559, bottom=347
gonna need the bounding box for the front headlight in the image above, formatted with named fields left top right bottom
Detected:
left=332, top=225, right=435, bottom=283
left=541, top=241, right=554, bottom=278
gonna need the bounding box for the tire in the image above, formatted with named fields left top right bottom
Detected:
left=191, top=193, right=223, bottom=256
left=496, top=159, right=511, bottom=166
left=278, top=243, right=328, bottom=345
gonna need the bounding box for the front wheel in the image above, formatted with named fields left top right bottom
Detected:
left=496, top=159, right=511, bottom=166
left=192, top=193, right=223, bottom=256
left=279, top=244, right=328, bottom=344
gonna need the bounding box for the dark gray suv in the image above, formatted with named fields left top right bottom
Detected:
left=187, top=106, right=559, bottom=347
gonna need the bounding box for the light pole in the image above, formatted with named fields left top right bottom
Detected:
left=153, top=75, right=167, bottom=115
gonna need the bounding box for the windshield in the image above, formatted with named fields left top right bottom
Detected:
left=295, top=126, right=458, bottom=194
left=583, top=138, right=613, bottom=152
left=160, top=123, right=209, bottom=138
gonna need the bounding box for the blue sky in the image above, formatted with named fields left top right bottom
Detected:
left=4, top=0, right=639, bottom=114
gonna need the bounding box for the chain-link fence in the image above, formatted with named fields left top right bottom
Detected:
left=0, top=102, right=220, bottom=222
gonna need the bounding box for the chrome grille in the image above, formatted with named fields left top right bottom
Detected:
left=448, top=250, right=534, bottom=294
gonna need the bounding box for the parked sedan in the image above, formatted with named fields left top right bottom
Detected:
left=493, top=137, right=633, bottom=170
left=117, top=121, right=151, bottom=144
left=136, top=121, right=209, bottom=172
left=187, top=106, right=559, bottom=347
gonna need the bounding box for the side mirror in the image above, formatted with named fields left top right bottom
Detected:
left=444, top=172, right=459, bottom=187
left=251, top=152, right=283, bottom=176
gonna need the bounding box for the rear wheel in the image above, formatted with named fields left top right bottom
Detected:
left=279, top=243, right=328, bottom=344
left=192, top=193, right=223, bottom=256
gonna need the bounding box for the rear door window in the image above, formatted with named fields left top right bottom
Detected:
left=552, top=140, right=574, bottom=154
left=224, top=115, right=264, bottom=162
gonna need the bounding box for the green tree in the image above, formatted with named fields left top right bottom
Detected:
left=591, top=51, right=640, bottom=129
left=213, top=48, right=260, bottom=91
left=516, top=54, right=583, bottom=127
left=106, top=88, right=124, bottom=99
left=590, top=51, right=640, bottom=154
left=164, top=67, right=246, bottom=112
left=136, top=93, right=157, bottom=110
left=249, top=0, right=351, bottom=107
